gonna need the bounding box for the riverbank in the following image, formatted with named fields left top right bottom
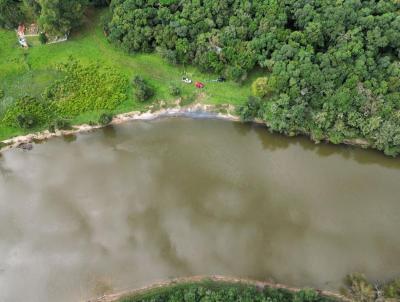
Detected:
left=86, top=275, right=350, bottom=302
left=0, top=103, right=239, bottom=153
left=0, top=102, right=373, bottom=154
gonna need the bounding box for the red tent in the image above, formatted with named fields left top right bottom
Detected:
left=195, top=82, right=205, bottom=88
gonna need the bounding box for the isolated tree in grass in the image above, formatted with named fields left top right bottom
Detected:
left=132, top=76, right=154, bottom=102
left=0, top=0, right=24, bottom=28
left=38, top=0, right=88, bottom=36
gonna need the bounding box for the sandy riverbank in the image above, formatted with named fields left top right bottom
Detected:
left=86, top=275, right=351, bottom=302
left=0, top=102, right=370, bottom=153
left=0, top=103, right=241, bottom=153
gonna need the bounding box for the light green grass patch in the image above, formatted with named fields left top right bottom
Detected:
left=0, top=9, right=252, bottom=141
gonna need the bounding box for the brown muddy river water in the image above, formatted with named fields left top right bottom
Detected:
left=0, top=118, right=400, bottom=302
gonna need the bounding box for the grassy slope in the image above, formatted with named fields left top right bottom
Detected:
left=0, top=9, right=254, bottom=141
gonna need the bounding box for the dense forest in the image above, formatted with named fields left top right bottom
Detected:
left=105, top=0, right=400, bottom=156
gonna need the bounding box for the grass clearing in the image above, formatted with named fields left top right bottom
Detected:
left=0, top=9, right=252, bottom=141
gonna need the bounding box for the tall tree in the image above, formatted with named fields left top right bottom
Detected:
left=38, top=0, right=87, bottom=36
left=0, top=0, right=24, bottom=28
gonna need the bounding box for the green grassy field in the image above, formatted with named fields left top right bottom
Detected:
left=0, top=9, right=254, bottom=141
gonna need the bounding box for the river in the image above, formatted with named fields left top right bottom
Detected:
left=0, top=118, right=399, bottom=302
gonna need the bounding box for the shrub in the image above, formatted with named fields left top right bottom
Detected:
left=294, top=289, right=319, bottom=302
left=98, top=113, right=113, bottom=125
left=384, top=278, right=400, bottom=299
left=2, top=96, right=53, bottom=129
left=237, top=96, right=261, bottom=121
left=16, top=114, right=36, bottom=129
left=39, top=32, right=48, bottom=44
left=48, top=123, right=56, bottom=133
left=0, top=88, right=4, bottom=99
left=48, top=119, right=72, bottom=132
left=132, top=75, right=154, bottom=102
left=54, top=119, right=71, bottom=130
left=343, top=273, right=375, bottom=302
left=169, top=84, right=181, bottom=97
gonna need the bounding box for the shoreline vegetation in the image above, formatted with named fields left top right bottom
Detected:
left=86, top=275, right=350, bottom=302
left=87, top=273, right=400, bottom=302
left=0, top=102, right=372, bottom=154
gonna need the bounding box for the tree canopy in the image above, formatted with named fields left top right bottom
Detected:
left=107, top=0, right=400, bottom=155
left=37, top=0, right=88, bottom=36
left=0, top=0, right=24, bottom=28
left=0, top=0, right=102, bottom=35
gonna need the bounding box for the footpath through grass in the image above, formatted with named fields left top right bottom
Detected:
left=0, top=9, right=252, bottom=141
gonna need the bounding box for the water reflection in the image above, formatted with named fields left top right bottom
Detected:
left=0, top=118, right=399, bottom=302
left=63, top=134, right=77, bottom=143
left=232, top=121, right=253, bottom=136
left=102, top=125, right=117, bottom=139
left=254, top=125, right=292, bottom=151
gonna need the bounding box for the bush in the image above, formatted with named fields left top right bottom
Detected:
left=343, top=273, right=375, bottom=302
left=98, top=113, right=113, bottom=125
left=16, top=114, right=36, bottom=129
left=169, top=84, right=181, bottom=97
left=39, top=32, right=48, bottom=44
left=48, top=119, right=71, bottom=132
left=0, top=89, right=4, bottom=99
left=48, top=123, right=56, bottom=133
left=56, top=119, right=71, bottom=130
left=237, top=96, right=261, bottom=122
left=384, top=278, right=400, bottom=299
left=132, top=75, right=154, bottom=102
left=2, top=96, right=53, bottom=129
